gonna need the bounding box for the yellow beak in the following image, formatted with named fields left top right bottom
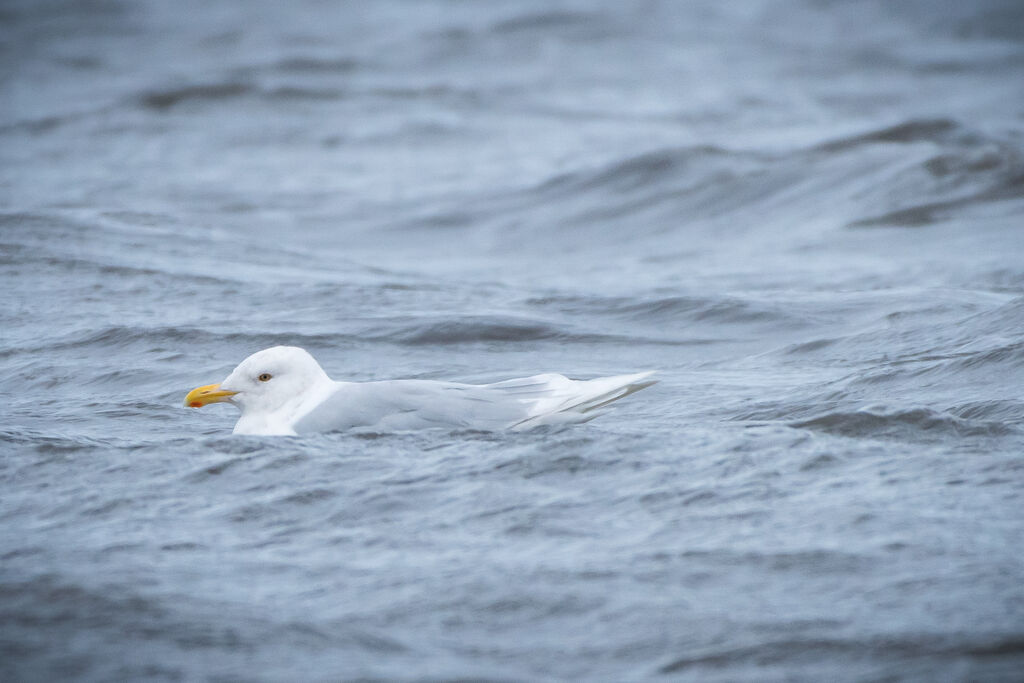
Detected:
left=184, top=383, right=238, bottom=408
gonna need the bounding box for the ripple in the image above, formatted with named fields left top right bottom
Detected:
left=138, top=83, right=255, bottom=110
left=791, top=407, right=1012, bottom=440
left=815, top=118, right=961, bottom=152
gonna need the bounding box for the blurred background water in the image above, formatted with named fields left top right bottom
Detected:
left=2, top=0, right=1024, bottom=680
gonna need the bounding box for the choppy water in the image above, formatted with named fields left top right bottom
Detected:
left=3, top=0, right=1024, bottom=680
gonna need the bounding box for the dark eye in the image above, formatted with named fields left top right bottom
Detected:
left=258, top=373, right=272, bottom=382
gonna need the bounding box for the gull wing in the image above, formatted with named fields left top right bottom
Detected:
left=291, top=372, right=656, bottom=433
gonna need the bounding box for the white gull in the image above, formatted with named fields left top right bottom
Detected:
left=184, top=346, right=656, bottom=435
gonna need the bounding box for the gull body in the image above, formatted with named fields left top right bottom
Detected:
left=185, top=346, right=657, bottom=436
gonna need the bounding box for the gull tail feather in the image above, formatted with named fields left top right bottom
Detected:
left=512, top=371, right=657, bottom=429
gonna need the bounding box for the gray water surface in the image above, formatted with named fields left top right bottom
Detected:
left=2, top=0, right=1024, bottom=680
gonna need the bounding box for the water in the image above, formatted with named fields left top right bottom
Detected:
left=2, top=0, right=1024, bottom=680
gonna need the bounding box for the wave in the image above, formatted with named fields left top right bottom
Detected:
left=377, top=316, right=562, bottom=345
left=135, top=80, right=482, bottom=111
left=0, top=325, right=342, bottom=359
left=893, top=0, right=1024, bottom=42
left=236, top=56, right=363, bottom=76
left=949, top=399, right=1024, bottom=423
left=138, top=83, right=256, bottom=110
left=530, top=145, right=755, bottom=200
left=0, top=428, right=107, bottom=454
left=946, top=338, right=1024, bottom=370
left=0, top=315, right=693, bottom=361
left=790, top=407, right=1013, bottom=440
left=793, top=296, right=1024, bottom=385
left=404, top=117, right=1024, bottom=247
left=136, top=82, right=350, bottom=110
left=0, top=113, right=73, bottom=135
left=814, top=118, right=962, bottom=152
left=263, top=86, right=347, bottom=101
left=2, top=248, right=238, bottom=285
left=658, top=633, right=1024, bottom=674
left=490, top=10, right=597, bottom=35
left=526, top=293, right=809, bottom=329
left=362, top=314, right=698, bottom=346
left=848, top=172, right=1024, bottom=228
left=820, top=119, right=1024, bottom=228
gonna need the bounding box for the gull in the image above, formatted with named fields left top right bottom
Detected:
left=184, top=346, right=656, bottom=435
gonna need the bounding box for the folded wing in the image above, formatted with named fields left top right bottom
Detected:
left=486, top=371, right=657, bottom=429
left=292, top=372, right=657, bottom=433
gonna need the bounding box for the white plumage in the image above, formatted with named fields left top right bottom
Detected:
left=185, top=346, right=656, bottom=436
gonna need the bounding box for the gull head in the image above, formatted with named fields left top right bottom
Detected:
left=184, top=346, right=331, bottom=416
